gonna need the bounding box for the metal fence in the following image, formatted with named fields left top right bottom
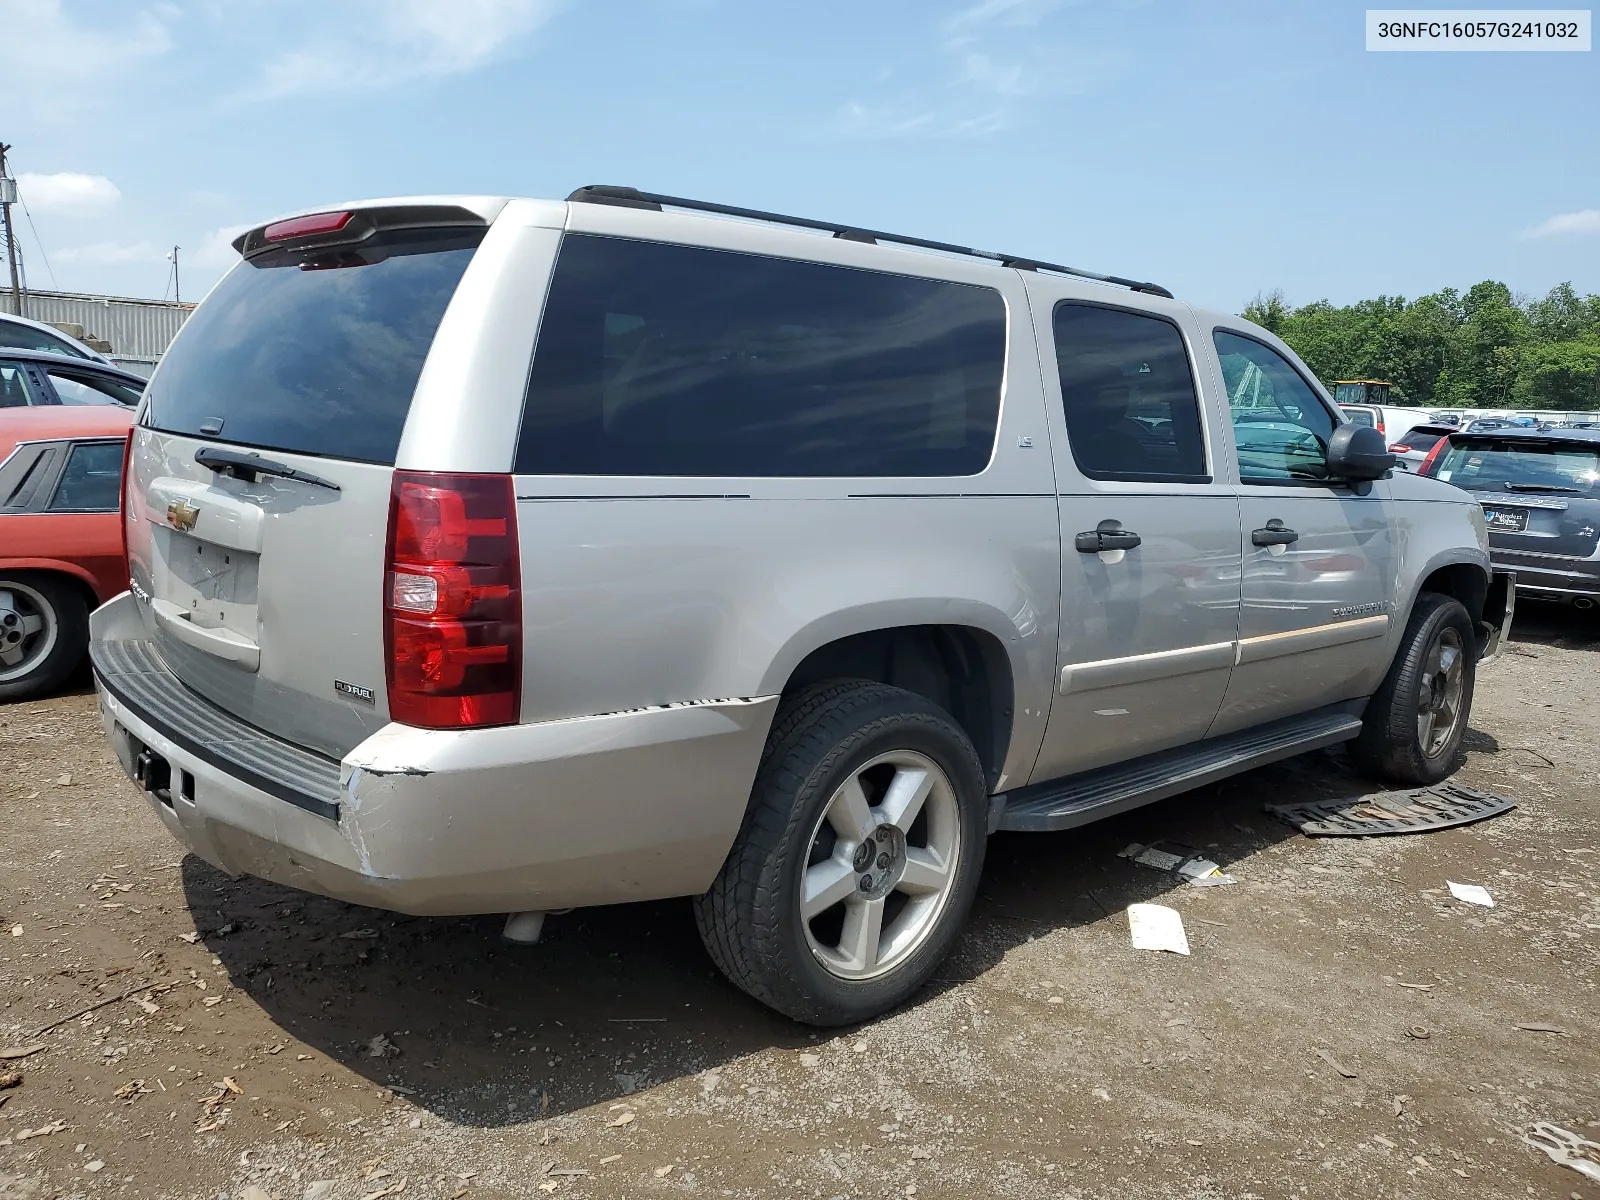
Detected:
left=0, top=289, right=193, bottom=358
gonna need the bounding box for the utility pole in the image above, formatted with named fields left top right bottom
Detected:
left=0, top=143, right=21, bottom=318
left=172, top=245, right=180, bottom=305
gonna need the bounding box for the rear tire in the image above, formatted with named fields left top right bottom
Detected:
left=1350, top=593, right=1476, bottom=785
left=0, top=573, right=88, bottom=703
left=694, top=681, right=988, bottom=1026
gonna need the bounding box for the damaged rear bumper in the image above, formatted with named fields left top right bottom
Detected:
left=1477, top=569, right=1516, bottom=663
left=89, top=593, right=777, bottom=916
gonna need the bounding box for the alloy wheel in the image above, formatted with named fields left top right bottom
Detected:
left=0, top=582, right=58, bottom=684
left=799, top=750, right=962, bottom=981
left=1416, top=625, right=1465, bottom=758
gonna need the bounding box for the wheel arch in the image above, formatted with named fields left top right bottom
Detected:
left=766, top=615, right=1020, bottom=791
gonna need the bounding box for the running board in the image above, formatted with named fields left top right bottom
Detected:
left=994, top=707, right=1365, bottom=833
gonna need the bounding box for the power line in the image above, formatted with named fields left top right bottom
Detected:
left=18, top=195, right=57, bottom=290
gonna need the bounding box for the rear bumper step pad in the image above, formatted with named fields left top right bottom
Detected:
left=91, top=637, right=341, bottom=821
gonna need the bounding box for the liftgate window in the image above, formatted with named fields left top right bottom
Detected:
left=515, top=236, right=1008, bottom=477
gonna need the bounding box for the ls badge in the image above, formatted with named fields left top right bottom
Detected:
left=166, top=498, right=200, bottom=532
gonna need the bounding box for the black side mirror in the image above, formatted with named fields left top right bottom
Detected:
left=1327, top=423, right=1395, bottom=481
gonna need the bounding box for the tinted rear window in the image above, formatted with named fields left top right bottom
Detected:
left=1434, top=439, right=1600, bottom=492
left=1340, top=406, right=1375, bottom=428
left=514, top=235, right=1006, bottom=477
left=1055, top=303, right=1206, bottom=482
left=143, top=227, right=482, bottom=464
left=1395, top=427, right=1446, bottom=451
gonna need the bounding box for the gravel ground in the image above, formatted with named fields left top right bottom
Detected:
left=1, top=606, right=1596, bottom=1200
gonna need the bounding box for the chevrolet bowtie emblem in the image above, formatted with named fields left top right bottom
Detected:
left=166, top=498, right=200, bottom=533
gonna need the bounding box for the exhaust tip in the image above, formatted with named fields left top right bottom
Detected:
left=502, top=911, right=547, bottom=944
left=1573, top=596, right=1596, bottom=611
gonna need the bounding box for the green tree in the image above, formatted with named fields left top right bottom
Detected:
left=1242, top=280, right=1600, bottom=409
left=1514, top=338, right=1600, bottom=411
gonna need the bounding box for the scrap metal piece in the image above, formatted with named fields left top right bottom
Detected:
left=1265, top=782, right=1515, bottom=837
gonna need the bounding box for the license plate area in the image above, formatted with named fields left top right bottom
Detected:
left=1482, top=507, right=1528, bottom=532
left=159, top=530, right=261, bottom=639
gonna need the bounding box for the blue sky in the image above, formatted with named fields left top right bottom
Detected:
left=5, top=0, right=1596, bottom=313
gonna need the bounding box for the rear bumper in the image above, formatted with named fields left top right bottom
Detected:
left=1478, top=569, right=1516, bottom=663
left=1491, top=548, right=1600, bottom=599
left=89, top=593, right=777, bottom=916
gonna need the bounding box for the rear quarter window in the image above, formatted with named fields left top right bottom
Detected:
left=142, top=227, right=483, bottom=465
left=514, top=235, right=1007, bottom=477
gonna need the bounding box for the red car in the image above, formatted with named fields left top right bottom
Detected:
left=0, top=405, right=133, bottom=699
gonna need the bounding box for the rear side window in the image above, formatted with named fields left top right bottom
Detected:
left=1053, top=303, right=1207, bottom=483
left=46, top=369, right=142, bottom=407
left=48, top=440, right=125, bottom=511
left=515, top=236, right=1006, bottom=477
left=142, top=227, right=483, bottom=465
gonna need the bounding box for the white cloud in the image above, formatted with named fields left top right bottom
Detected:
left=838, top=101, right=1008, bottom=140
left=242, top=0, right=565, bottom=100
left=54, top=240, right=162, bottom=265
left=0, top=0, right=173, bottom=112
left=189, top=224, right=254, bottom=271
left=1520, top=210, right=1600, bottom=239
left=959, top=51, right=1032, bottom=96
left=944, top=0, right=1062, bottom=34
left=17, top=172, right=122, bottom=216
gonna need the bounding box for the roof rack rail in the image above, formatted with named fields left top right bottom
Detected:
left=566, top=185, right=1174, bottom=299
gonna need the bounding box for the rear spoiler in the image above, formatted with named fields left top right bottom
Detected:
left=232, top=204, right=489, bottom=261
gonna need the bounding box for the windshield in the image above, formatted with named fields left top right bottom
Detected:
left=142, top=226, right=482, bottom=464
left=1433, top=439, right=1600, bottom=492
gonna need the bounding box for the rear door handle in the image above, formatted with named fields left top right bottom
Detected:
left=1075, top=530, right=1142, bottom=553
left=1251, top=520, right=1299, bottom=547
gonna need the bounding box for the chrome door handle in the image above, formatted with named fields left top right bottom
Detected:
left=1075, top=530, right=1142, bottom=553
left=1251, top=520, right=1299, bottom=547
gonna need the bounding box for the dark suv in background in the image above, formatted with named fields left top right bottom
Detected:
left=1422, top=427, right=1600, bottom=608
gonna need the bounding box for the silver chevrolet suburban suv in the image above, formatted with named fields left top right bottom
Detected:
left=91, top=187, right=1513, bottom=1025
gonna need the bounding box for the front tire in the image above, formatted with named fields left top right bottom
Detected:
left=0, top=573, right=87, bottom=702
left=694, top=681, right=988, bottom=1026
left=1350, top=593, right=1476, bottom=785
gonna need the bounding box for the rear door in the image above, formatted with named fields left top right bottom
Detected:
left=1207, top=327, right=1400, bottom=735
left=125, top=210, right=491, bottom=758
left=1028, top=288, right=1243, bottom=782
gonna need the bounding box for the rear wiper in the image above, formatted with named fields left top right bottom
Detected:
left=195, top=446, right=341, bottom=492
left=1502, top=482, right=1582, bottom=493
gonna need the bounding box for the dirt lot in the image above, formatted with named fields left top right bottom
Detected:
left=2, top=608, right=1597, bottom=1200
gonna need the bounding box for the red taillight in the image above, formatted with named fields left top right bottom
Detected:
left=1416, top=437, right=1449, bottom=476
left=1374, top=419, right=1385, bottom=436
left=384, top=472, right=521, bottom=730
left=119, top=428, right=135, bottom=585
left=1388, top=442, right=1409, bottom=454
left=264, top=210, right=354, bottom=241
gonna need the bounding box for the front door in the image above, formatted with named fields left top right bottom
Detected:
left=1208, top=328, right=1400, bottom=735
left=1028, top=294, right=1243, bottom=783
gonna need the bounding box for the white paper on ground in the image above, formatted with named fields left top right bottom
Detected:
left=1127, top=903, right=1191, bottom=955
left=1447, top=880, right=1495, bottom=907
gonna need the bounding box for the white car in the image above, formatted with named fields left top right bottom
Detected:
left=1338, top=402, right=1434, bottom=443
left=0, top=313, right=110, bottom=364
